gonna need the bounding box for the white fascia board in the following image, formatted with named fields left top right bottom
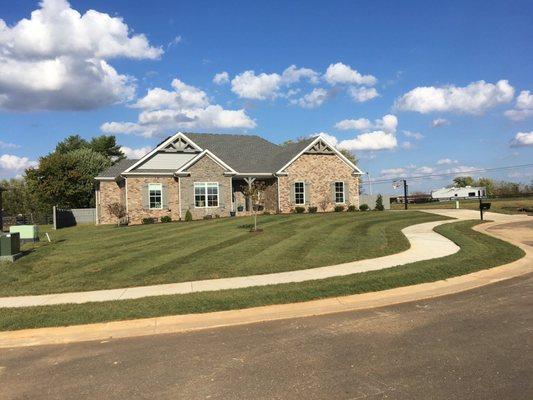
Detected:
left=94, top=177, right=116, bottom=181
left=175, top=149, right=237, bottom=175
left=275, top=136, right=364, bottom=175
left=122, top=132, right=203, bottom=174
left=122, top=172, right=175, bottom=176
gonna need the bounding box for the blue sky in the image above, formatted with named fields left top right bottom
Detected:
left=0, top=0, right=532, bottom=192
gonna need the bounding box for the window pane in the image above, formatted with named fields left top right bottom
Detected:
left=294, top=182, right=304, bottom=205
left=334, top=182, right=344, bottom=203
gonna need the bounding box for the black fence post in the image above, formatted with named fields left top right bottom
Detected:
left=403, top=180, right=408, bottom=210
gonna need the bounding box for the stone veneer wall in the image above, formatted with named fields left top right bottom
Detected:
left=179, top=155, right=232, bottom=220
left=278, top=154, right=359, bottom=213
left=126, top=176, right=180, bottom=224
left=96, top=180, right=125, bottom=225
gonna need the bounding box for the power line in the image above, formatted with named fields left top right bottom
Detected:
left=360, top=163, right=533, bottom=186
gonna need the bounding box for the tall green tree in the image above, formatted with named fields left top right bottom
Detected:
left=453, top=176, right=475, bottom=187
left=55, top=135, right=88, bottom=154
left=25, top=149, right=110, bottom=209
left=89, top=135, right=125, bottom=164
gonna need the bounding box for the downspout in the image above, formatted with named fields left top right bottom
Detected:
left=178, top=176, right=182, bottom=220
left=276, top=175, right=281, bottom=213
left=125, top=176, right=129, bottom=215
left=95, top=186, right=99, bottom=225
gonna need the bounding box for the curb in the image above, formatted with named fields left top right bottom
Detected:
left=0, top=218, right=531, bottom=349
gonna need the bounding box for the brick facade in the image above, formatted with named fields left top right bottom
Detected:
left=96, top=180, right=125, bottom=225
left=126, top=176, right=180, bottom=224
left=179, top=155, right=232, bottom=220
left=278, top=154, right=359, bottom=213
left=97, top=149, right=359, bottom=224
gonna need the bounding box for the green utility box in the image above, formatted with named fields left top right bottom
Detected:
left=0, top=233, right=22, bottom=262
left=9, top=225, right=39, bottom=244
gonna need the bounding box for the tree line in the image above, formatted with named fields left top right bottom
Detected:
left=452, top=176, right=532, bottom=196
left=1, top=135, right=124, bottom=219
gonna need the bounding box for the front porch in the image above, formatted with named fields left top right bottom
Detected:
left=231, top=176, right=278, bottom=216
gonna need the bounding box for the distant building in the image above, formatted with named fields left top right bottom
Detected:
left=431, top=186, right=486, bottom=201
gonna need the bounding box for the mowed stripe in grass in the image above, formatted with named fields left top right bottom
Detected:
left=0, top=211, right=446, bottom=296
left=0, top=220, right=524, bottom=331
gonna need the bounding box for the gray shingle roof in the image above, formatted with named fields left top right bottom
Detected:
left=96, top=133, right=325, bottom=178
left=96, top=158, right=137, bottom=179
left=185, top=133, right=315, bottom=173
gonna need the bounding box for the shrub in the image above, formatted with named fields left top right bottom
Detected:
left=263, top=211, right=271, bottom=215
left=307, top=206, right=317, bottom=213
left=141, top=217, right=155, bottom=224
left=334, top=205, right=345, bottom=212
left=106, top=202, right=127, bottom=227
left=203, top=215, right=213, bottom=220
left=347, top=205, right=357, bottom=212
left=359, top=204, right=369, bottom=211
left=215, top=214, right=220, bottom=219
left=184, top=209, right=193, bottom=222
left=294, top=206, right=305, bottom=214
left=160, top=216, right=172, bottom=223
left=375, top=194, right=385, bottom=211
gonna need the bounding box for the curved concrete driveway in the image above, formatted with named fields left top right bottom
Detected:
left=0, top=218, right=460, bottom=308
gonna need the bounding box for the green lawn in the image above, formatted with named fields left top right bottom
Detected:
left=391, top=196, right=533, bottom=215
left=0, top=211, right=446, bottom=296
left=0, top=220, right=524, bottom=331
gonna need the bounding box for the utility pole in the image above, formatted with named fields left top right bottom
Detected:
left=403, top=179, right=408, bottom=210
left=479, top=195, right=483, bottom=221
left=367, top=172, right=373, bottom=195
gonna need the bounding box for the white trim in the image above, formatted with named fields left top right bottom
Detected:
left=123, top=132, right=202, bottom=174
left=122, top=172, right=175, bottom=176
left=148, top=183, right=163, bottom=210
left=95, top=188, right=99, bottom=225
left=94, top=177, right=115, bottom=181
left=276, top=136, right=364, bottom=175
left=276, top=176, right=281, bottom=212
left=294, top=181, right=305, bottom=206
left=125, top=177, right=129, bottom=214
left=334, top=181, right=346, bottom=204
left=178, top=176, right=182, bottom=220
left=194, top=182, right=220, bottom=208
left=175, top=149, right=237, bottom=175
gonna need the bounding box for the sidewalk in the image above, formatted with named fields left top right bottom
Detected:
left=0, top=219, right=459, bottom=308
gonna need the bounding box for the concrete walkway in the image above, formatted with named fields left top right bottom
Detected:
left=0, top=209, right=529, bottom=309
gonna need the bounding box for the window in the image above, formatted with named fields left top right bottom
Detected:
left=294, top=182, right=305, bottom=205
left=195, top=182, right=219, bottom=208
left=468, top=192, right=476, bottom=197
left=149, top=183, right=162, bottom=209
left=335, top=181, right=345, bottom=203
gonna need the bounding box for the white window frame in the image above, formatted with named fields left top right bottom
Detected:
left=149, top=183, right=163, bottom=210
left=334, top=181, right=345, bottom=204
left=194, top=182, right=219, bottom=208
left=294, top=181, right=305, bottom=205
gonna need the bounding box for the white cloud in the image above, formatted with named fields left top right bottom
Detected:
left=120, top=146, right=152, bottom=159
left=0, top=0, right=162, bottom=111
left=281, top=65, right=319, bottom=84
left=167, top=35, right=182, bottom=48
left=230, top=65, right=319, bottom=100
left=437, top=158, right=458, bottom=165
left=338, top=131, right=397, bottom=151
left=0, top=141, right=20, bottom=149
left=335, top=114, right=397, bottom=134
left=231, top=70, right=282, bottom=100
left=290, top=88, right=329, bottom=108
left=324, top=62, right=377, bottom=86
left=0, top=154, right=37, bottom=171
left=510, top=131, right=533, bottom=147
left=335, top=118, right=371, bottom=131
left=102, top=78, right=256, bottom=137
left=505, top=90, right=533, bottom=121
left=431, top=118, right=449, bottom=128
left=403, top=130, right=424, bottom=140
left=348, top=86, right=379, bottom=102
left=395, top=80, right=514, bottom=114
left=400, top=141, right=413, bottom=150
left=380, top=167, right=407, bottom=179
left=213, top=71, right=229, bottom=85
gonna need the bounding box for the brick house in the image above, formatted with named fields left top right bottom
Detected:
left=95, top=132, right=363, bottom=224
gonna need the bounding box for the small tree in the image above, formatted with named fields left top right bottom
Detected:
left=375, top=194, right=384, bottom=211
left=319, top=195, right=329, bottom=212
left=185, top=209, right=193, bottom=222
left=241, top=181, right=266, bottom=231
left=107, top=202, right=127, bottom=226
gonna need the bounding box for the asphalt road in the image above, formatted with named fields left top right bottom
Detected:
left=1, top=274, right=532, bottom=400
